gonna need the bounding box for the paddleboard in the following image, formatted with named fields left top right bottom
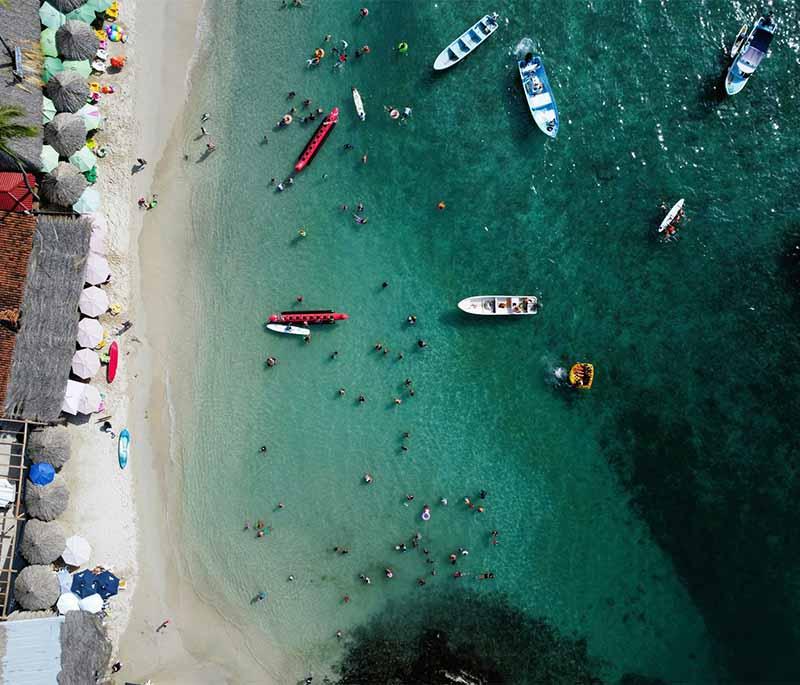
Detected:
left=658, top=198, right=685, bottom=232
left=118, top=428, right=130, bottom=469
left=267, top=323, right=311, bottom=336
left=107, top=341, right=118, bottom=383
left=730, top=23, right=748, bottom=57
left=352, top=87, right=365, bottom=121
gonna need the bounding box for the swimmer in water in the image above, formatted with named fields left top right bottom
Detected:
left=338, top=387, right=346, bottom=396
left=358, top=393, right=366, bottom=403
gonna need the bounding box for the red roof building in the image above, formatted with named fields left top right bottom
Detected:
left=0, top=173, right=35, bottom=213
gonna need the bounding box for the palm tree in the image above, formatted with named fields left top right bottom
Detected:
left=0, top=105, right=40, bottom=203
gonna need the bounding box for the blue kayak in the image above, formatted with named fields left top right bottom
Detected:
left=118, top=428, right=130, bottom=469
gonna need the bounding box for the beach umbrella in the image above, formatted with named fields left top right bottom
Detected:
left=62, top=379, right=86, bottom=415
left=57, top=568, right=72, bottom=594
left=56, top=592, right=81, bottom=614
left=77, top=317, right=104, bottom=347
left=45, top=71, right=90, bottom=113
left=40, top=145, right=60, bottom=173
left=87, top=212, right=108, bottom=232
left=73, top=187, right=101, bottom=214
left=89, top=228, right=106, bottom=254
left=41, top=162, right=88, bottom=207
left=67, top=5, right=97, bottom=23
left=77, top=384, right=102, bottom=414
left=86, top=0, right=114, bottom=10
left=71, top=348, right=100, bottom=378
left=62, top=59, right=92, bottom=79
left=95, top=570, right=119, bottom=599
left=70, top=569, right=98, bottom=598
left=43, top=56, right=64, bottom=83
left=41, top=29, right=59, bottom=58
left=40, top=3, right=68, bottom=29
left=44, top=113, right=86, bottom=157
left=25, top=476, right=70, bottom=521
left=78, top=286, right=109, bottom=317
left=69, top=146, right=96, bottom=173
left=56, top=20, right=99, bottom=61
left=62, top=535, right=92, bottom=566
left=20, top=520, right=66, bottom=565
left=14, top=566, right=60, bottom=611
left=75, top=103, right=103, bottom=131
left=78, top=593, right=103, bottom=613
left=0, top=479, right=14, bottom=508
left=29, top=463, right=56, bottom=487
left=42, top=97, right=57, bottom=123
left=28, top=426, right=72, bottom=471
left=50, top=0, right=89, bottom=10
left=84, top=254, right=110, bottom=285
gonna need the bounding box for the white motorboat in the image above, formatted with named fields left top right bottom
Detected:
left=266, top=324, right=311, bottom=336
left=458, top=295, right=539, bottom=316
left=433, top=13, right=499, bottom=71
left=352, top=87, right=365, bottom=121
left=658, top=198, right=684, bottom=233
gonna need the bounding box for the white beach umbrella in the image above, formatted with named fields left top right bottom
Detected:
left=89, top=227, right=106, bottom=255
left=87, top=212, right=108, bottom=232
left=71, top=348, right=100, bottom=379
left=77, top=385, right=102, bottom=414
left=56, top=592, right=80, bottom=614
left=77, top=317, right=104, bottom=348
left=77, top=593, right=103, bottom=613
left=62, top=380, right=86, bottom=415
left=0, top=479, right=14, bottom=508
left=84, top=254, right=110, bottom=285
left=62, top=534, right=92, bottom=566
left=57, top=569, right=72, bottom=594
left=78, top=286, right=109, bottom=317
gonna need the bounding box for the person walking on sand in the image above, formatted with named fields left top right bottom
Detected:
left=201, top=112, right=210, bottom=122
left=136, top=157, right=147, bottom=168
left=147, top=194, right=158, bottom=211
left=156, top=619, right=171, bottom=633
left=206, top=141, right=216, bottom=152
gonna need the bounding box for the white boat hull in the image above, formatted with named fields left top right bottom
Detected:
left=458, top=295, right=538, bottom=316
left=267, top=324, right=311, bottom=336
left=352, top=88, right=365, bottom=121
left=433, top=14, right=499, bottom=71
left=658, top=199, right=684, bottom=232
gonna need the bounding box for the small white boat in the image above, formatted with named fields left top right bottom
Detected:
left=658, top=199, right=685, bottom=233
left=433, top=13, right=499, bottom=71
left=266, top=324, right=311, bottom=336
left=352, top=87, right=365, bottom=121
left=458, top=295, right=539, bottom=316
left=730, top=22, right=749, bottom=57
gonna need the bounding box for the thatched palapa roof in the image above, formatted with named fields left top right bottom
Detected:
left=60, top=610, right=113, bottom=685
left=14, top=565, right=60, bottom=611
left=20, top=519, right=66, bottom=565
left=56, top=20, right=99, bottom=61
left=44, top=70, right=90, bottom=114
left=0, top=0, right=44, bottom=172
left=25, top=475, right=70, bottom=521
left=40, top=162, right=88, bottom=207
left=4, top=217, right=91, bottom=421
left=27, top=425, right=72, bottom=469
left=43, top=113, right=86, bottom=158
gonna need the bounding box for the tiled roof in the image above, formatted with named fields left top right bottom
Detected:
left=0, top=211, right=37, bottom=413
left=0, top=173, right=35, bottom=213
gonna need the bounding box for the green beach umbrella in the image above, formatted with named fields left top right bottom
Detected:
left=73, top=187, right=101, bottom=214
left=69, top=146, right=96, bottom=173
left=62, top=60, right=92, bottom=79
left=41, top=29, right=59, bottom=58
left=39, top=3, right=67, bottom=29
left=42, top=57, right=64, bottom=83
left=66, top=5, right=97, bottom=23
left=86, top=0, right=114, bottom=10
left=40, top=145, right=60, bottom=173
left=42, top=97, right=57, bottom=123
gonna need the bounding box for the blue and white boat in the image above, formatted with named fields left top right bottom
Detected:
left=725, top=15, right=776, bottom=95
left=518, top=53, right=559, bottom=138
left=433, top=13, right=499, bottom=71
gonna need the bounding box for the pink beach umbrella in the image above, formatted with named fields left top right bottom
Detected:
left=84, top=254, right=110, bottom=285
left=77, top=384, right=102, bottom=414
left=78, top=286, right=109, bottom=317
left=71, top=348, right=100, bottom=379
left=87, top=212, right=108, bottom=233
left=77, top=317, right=104, bottom=348
left=89, top=228, right=106, bottom=255
left=62, top=379, right=86, bottom=415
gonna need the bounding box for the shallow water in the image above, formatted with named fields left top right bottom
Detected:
left=167, top=0, right=800, bottom=681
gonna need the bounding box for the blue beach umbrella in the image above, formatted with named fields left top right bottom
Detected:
left=70, top=569, right=97, bottom=598
left=40, top=3, right=67, bottom=29
left=29, top=462, right=55, bottom=486
left=95, top=570, right=119, bottom=599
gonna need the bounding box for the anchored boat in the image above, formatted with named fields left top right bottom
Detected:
left=266, top=324, right=311, bottom=336
left=294, top=107, right=339, bottom=173
left=658, top=198, right=685, bottom=241
left=433, top=13, right=499, bottom=71
left=725, top=15, right=776, bottom=95
left=458, top=295, right=538, bottom=316
left=518, top=53, right=559, bottom=138
left=352, top=88, right=365, bottom=121
left=268, top=310, right=349, bottom=325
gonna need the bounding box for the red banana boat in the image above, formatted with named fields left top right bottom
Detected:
left=294, top=107, right=339, bottom=173
left=268, top=310, right=349, bottom=325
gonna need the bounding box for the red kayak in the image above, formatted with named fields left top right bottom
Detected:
left=294, top=107, right=339, bottom=173
left=268, top=310, right=349, bottom=325
left=107, top=341, right=119, bottom=383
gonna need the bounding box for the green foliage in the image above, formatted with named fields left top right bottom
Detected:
left=0, top=105, right=39, bottom=158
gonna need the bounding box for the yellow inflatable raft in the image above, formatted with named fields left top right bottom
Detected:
left=569, top=363, right=594, bottom=389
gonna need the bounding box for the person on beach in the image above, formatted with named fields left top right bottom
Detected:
left=147, top=194, right=158, bottom=210
left=201, top=113, right=210, bottom=122
left=156, top=619, right=171, bottom=633
left=201, top=126, right=208, bottom=136
left=138, top=197, right=147, bottom=209
left=206, top=141, right=216, bottom=152
left=136, top=157, right=147, bottom=168
left=111, top=662, right=122, bottom=674
left=254, top=591, right=266, bottom=603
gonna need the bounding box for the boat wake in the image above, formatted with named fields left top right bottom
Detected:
left=514, top=37, right=535, bottom=60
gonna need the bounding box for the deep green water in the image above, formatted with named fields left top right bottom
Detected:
left=170, top=0, right=800, bottom=682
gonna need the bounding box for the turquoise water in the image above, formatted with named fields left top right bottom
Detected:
left=168, top=0, right=800, bottom=681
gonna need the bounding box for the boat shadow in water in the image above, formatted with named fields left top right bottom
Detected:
left=438, top=309, right=536, bottom=330
left=695, top=51, right=731, bottom=110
